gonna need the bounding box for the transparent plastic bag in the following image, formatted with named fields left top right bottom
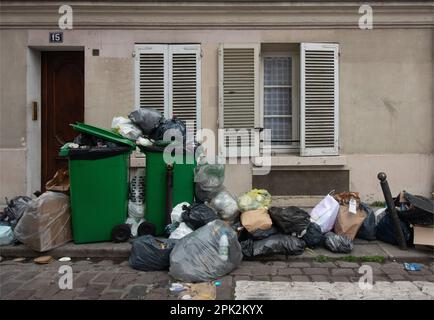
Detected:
left=14, top=192, right=72, bottom=252
left=237, top=189, right=271, bottom=212
left=111, top=117, right=143, bottom=141
left=209, top=189, right=239, bottom=221
left=194, top=163, right=225, bottom=191
left=169, top=220, right=243, bottom=282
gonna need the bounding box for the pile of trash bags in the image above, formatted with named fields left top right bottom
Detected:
left=112, top=107, right=190, bottom=147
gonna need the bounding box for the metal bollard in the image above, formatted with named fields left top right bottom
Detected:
left=377, top=172, right=407, bottom=250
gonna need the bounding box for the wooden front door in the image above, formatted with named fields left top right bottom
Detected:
left=41, top=51, right=84, bottom=190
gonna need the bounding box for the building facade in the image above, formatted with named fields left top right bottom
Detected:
left=1, top=1, right=433, bottom=206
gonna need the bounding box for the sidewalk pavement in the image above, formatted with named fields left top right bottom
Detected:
left=1, top=239, right=433, bottom=261
left=0, top=258, right=433, bottom=300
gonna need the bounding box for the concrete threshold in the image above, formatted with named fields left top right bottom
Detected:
left=1, top=239, right=432, bottom=261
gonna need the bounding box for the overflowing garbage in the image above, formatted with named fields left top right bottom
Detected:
left=2, top=106, right=433, bottom=289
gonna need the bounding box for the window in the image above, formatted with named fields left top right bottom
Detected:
left=219, top=42, right=339, bottom=158
left=261, top=52, right=299, bottom=152
left=134, top=44, right=201, bottom=133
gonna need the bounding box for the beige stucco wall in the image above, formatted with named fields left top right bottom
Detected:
left=0, top=15, right=433, bottom=203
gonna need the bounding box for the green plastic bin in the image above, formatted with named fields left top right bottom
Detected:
left=60, top=123, right=136, bottom=244
left=140, top=142, right=196, bottom=236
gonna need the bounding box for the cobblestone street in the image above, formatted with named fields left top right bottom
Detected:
left=1, top=258, right=433, bottom=300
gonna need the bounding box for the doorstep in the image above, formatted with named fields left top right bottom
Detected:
left=1, top=239, right=432, bottom=261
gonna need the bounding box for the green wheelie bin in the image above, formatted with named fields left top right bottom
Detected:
left=139, top=142, right=196, bottom=236
left=60, top=123, right=136, bottom=244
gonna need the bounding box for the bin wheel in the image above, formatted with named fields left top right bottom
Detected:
left=111, top=224, right=131, bottom=243
left=137, top=222, right=156, bottom=237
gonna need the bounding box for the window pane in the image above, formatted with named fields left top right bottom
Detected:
left=264, top=57, right=292, bottom=86
left=264, top=87, right=292, bottom=116
left=264, top=117, right=292, bottom=144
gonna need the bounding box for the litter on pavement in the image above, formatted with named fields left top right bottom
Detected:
left=2, top=107, right=433, bottom=288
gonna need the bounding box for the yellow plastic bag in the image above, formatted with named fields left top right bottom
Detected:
left=237, top=189, right=271, bottom=212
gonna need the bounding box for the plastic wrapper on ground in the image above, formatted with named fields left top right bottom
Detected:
left=169, top=220, right=242, bottom=282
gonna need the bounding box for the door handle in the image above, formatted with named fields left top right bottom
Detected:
left=32, top=101, right=38, bottom=121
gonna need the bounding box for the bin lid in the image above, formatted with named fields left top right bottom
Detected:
left=71, top=122, right=136, bottom=149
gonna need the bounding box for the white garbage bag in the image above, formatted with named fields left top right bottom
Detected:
left=169, top=222, right=193, bottom=240
left=171, top=202, right=190, bottom=223
left=111, top=116, right=143, bottom=141
left=309, top=194, right=340, bottom=233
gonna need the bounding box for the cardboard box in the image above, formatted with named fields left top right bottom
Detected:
left=413, top=225, right=434, bottom=247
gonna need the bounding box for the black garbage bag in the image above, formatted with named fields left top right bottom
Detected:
left=69, top=133, right=131, bottom=160
left=302, top=222, right=324, bottom=249
left=150, top=118, right=186, bottom=142
left=249, top=226, right=279, bottom=240
left=241, top=234, right=306, bottom=257
left=324, top=232, right=353, bottom=253
left=376, top=212, right=412, bottom=246
left=129, top=235, right=177, bottom=271
left=268, top=206, right=310, bottom=236
left=1, top=196, right=32, bottom=228
left=395, top=192, right=434, bottom=226
left=181, top=203, right=219, bottom=230
left=356, top=203, right=377, bottom=241
left=128, top=107, right=163, bottom=136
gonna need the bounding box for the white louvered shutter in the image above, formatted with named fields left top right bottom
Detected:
left=135, top=44, right=169, bottom=117
left=218, top=44, right=260, bottom=157
left=300, top=43, right=339, bottom=156
left=169, top=45, right=201, bottom=135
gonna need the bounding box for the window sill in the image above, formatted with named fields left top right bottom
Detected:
left=253, top=154, right=346, bottom=167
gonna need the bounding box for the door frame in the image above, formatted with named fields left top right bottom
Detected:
left=26, top=46, right=84, bottom=195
